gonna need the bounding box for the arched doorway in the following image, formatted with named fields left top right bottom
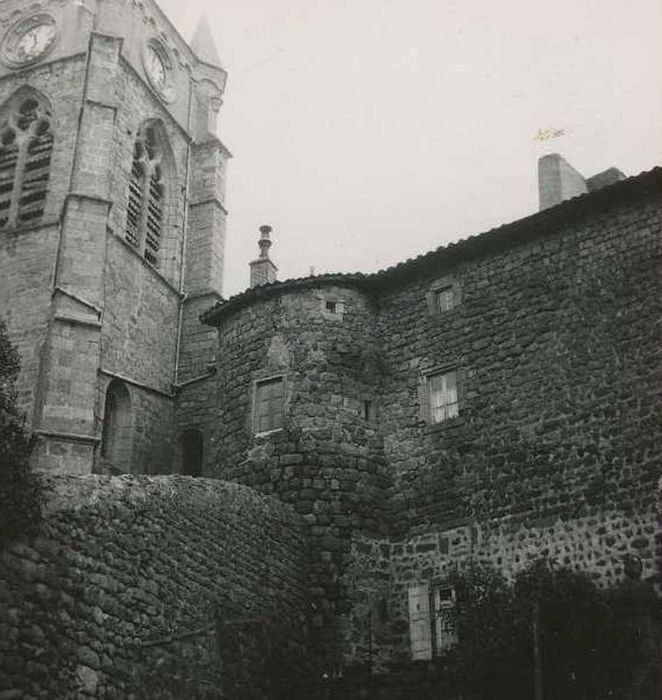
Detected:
left=100, top=380, right=133, bottom=472
left=180, top=429, right=203, bottom=477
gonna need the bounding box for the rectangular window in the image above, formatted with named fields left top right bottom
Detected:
left=363, top=399, right=376, bottom=422
left=433, top=586, right=457, bottom=653
left=254, top=377, right=285, bottom=434
left=427, top=277, right=461, bottom=316
left=435, top=287, right=455, bottom=313
left=408, top=583, right=457, bottom=661
left=428, top=370, right=459, bottom=423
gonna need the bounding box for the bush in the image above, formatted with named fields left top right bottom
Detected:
left=0, top=317, right=43, bottom=543
left=445, top=559, right=640, bottom=700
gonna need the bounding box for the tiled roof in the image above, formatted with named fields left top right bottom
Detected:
left=202, top=166, right=662, bottom=326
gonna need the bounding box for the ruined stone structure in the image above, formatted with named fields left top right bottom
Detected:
left=1, top=0, right=661, bottom=697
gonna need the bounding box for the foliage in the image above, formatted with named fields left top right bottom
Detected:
left=444, top=559, right=641, bottom=700
left=0, top=316, right=43, bottom=543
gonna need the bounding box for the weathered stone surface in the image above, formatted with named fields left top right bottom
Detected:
left=0, top=475, right=310, bottom=698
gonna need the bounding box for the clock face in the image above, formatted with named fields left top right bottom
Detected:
left=17, top=22, right=57, bottom=62
left=2, top=15, right=58, bottom=67
left=146, top=46, right=167, bottom=92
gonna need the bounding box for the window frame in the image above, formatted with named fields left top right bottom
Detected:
left=419, top=366, right=465, bottom=426
left=124, top=122, right=168, bottom=267
left=319, top=297, right=345, bottom=320
left=408, top=582, right=458, bottom=661
left=0, top=92, right=54, bottom=232
left=426, top=276, right=462, bottom=316
left=252, top=374, right=286, bottom=436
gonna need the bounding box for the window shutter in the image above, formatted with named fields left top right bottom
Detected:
left=452, top=281, right=462, bottom=308
left=144, top=165, right=163, bottom=265
left=408, top=584, right=432, bottom=660
left=426, top=291, right=436, bottom=316
left=457, top=367, right=468, bottom=410
left=0, top=138, right=18, bottom=228
left=417, top=377, right=429, bottom=423
left=126, top=154, right=143, bottom=247
left=19, top=129, right=53, bottom=224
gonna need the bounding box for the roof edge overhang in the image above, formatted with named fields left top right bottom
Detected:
left=202, top=166, right=662, bottom=327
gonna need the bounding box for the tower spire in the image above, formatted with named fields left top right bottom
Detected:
left=191, top=16, right=222, bottom=67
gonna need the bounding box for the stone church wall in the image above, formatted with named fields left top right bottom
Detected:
left=0, top=475, right=311, bottom=698
left=0, top=54, right=87, bottom=421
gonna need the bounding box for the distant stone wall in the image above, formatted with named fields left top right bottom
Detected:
left=344, top=506, right=659, bottom=668
left=0, top=475, right=311, bottom=699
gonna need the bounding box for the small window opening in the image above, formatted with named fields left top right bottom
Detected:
left=326, top=301, right=337, bottom=313
left=363, top=399, right=376, bottom=422
left=435, top=287, right=455, bottom=313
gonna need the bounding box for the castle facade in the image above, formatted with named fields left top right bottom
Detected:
left=1, top=0, right=661, bottom=691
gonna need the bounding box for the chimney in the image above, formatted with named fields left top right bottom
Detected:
left=538, top=154, right=627, bottom=211
left=538, top=154, right=587, bottom=210
left=249, top=225, right=278, bottom=288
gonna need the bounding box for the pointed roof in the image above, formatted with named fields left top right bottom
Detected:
left=191, top=17, right=223, bottom=68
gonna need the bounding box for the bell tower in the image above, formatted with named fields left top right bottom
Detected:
left=0, top=0, right=229, bottom=474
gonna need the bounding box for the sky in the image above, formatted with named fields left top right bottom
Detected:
left=158, top=0, right=662, bottom=298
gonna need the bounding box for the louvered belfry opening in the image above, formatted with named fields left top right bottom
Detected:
left=125, top=123, right=166, bottom=265
left=0, top=93, right=53, bottom=231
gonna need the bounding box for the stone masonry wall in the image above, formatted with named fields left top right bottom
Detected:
left=211, top=285, right=391, bottom=666
left=375, top=190, right=662, bottom=531
left=0, top=226, right=59, bottom=422
left=344, top=507, right=658, bottom=669
left=0, top=54, right=87, bottom=422
left=206, top=184, right=662, bottom=669
left=0, top=474, right=311, bottom=699
left=340, top=188, right=662, bottom=665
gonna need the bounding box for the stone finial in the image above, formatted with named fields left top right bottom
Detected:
left=191, top=17, right=223, bottom=67
left=258, top=225, right=273, bottom=259
left=250, top=225, right=278, bottom=288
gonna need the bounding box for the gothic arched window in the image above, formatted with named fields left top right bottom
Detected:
left=100, top=380, right=133, bottom=472
left=0, top=92, right=53, bottom=230
left=125, top=122, right=167, bottom=265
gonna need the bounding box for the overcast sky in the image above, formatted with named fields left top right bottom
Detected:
left=158, top=0, right=662, bottom=298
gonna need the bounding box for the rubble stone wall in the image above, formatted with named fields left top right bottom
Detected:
left=0, top=475, right=310, bottom=699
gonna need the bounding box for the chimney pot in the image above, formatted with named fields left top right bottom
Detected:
left=250, top=225, right=278, bottom=288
